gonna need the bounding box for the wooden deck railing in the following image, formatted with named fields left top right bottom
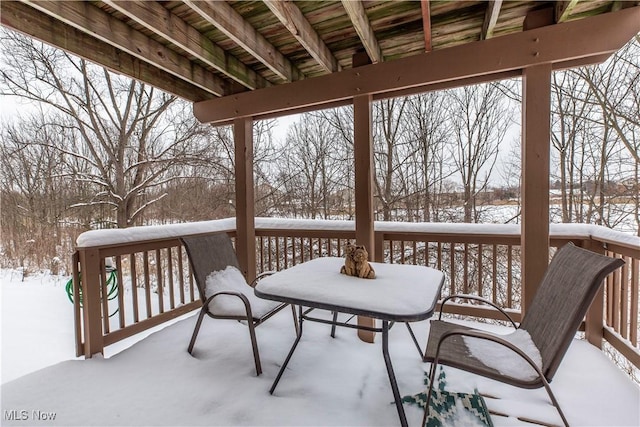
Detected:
left=73, top=218, right=640, bottom=371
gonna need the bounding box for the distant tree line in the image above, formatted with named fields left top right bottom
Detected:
left=1, top=30, right=638, bottom=275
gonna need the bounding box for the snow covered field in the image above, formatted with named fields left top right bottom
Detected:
left=2, top=268, right=639, bottom=426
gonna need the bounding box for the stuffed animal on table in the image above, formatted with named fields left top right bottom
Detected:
left=340, top=243, right=375, bottom=279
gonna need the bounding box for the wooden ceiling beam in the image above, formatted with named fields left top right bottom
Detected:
left=22, top=0, right=226, bottom=96
left=183, top=0, right=301, bottom=83
left=0, top=1, right=214, bottom=101
left=194, top=6, right=640, bottom=124
left=421, top=0, right=432, bottom=52
left=555, top=0, right=580, bottom=23
left=263, top=0, right=341, bottom=73
left=481, top=0, right=503, bottom=40
left=341, top=0, right=383, bottom=63
left=103, top=0, right=267, bottom=90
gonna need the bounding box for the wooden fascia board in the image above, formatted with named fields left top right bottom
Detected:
left=0, top=1, right=214, bottom=102
left=263, top=0, right=341, bottom=73
left=183, top=0, right=301, bottom=83
left=23, top=0, right=226, bottom=96
left=341, top=0, right=383, bottom=63
left=421, top=0, right=432, bottom=52
left=194, top=7, right=640, bottom=124
left=243, top=70, right=523, bottom=125
left=481, top=0, right=503, bottom=40
left=103, top=0, right=267, bottom=90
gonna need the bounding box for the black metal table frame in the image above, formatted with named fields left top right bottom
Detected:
left=266, top=304, right=429, bottom=427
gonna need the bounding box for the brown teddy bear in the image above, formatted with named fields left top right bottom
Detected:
left=340, top=243, right=375, bottom=279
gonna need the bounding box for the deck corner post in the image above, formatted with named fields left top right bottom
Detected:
left=584, top=238, right=606, bottom=348
left=353, top=51, right=376, bottom=343
left=77, top=247, right=105, bottom=358
left=521, top=62, right=552, bottom=315
left=234, top=117, right=257, bottom=283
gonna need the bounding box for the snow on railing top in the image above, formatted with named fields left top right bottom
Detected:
left=75, top=217, right=639, bottom=249
left=76, top=218, right=236, bottom=248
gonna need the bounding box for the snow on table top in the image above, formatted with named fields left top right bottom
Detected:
left=255, top=257, right=444, bottom=321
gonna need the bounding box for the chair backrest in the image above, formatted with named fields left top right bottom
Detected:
left=519, top=243, right=624, bottom=380
left=181, top=233, right=243, bottom=301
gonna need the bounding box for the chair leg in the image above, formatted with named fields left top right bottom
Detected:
left=187, top=307, right=208, bottom=354
left=541, top=375, right=570, bottom=427
left=421, top=360, right=438, bottom=427
left=247, top=320, right=262, bottom=376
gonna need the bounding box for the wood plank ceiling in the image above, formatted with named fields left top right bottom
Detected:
left=2, top=0, right=636, bottom=108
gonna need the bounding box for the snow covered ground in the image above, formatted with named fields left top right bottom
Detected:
left=1, top=269, right=639, bottom=426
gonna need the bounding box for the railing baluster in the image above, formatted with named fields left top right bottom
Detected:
left=613, top=262, right=621, bottom=332
left=463, top=243, right=469, bottom=294
left=284, top=236, right=290, bottom=269
left=167, top=247, right=175, bottom=310
left=606, top=263, right=614, bottom=327
left=188, top=262, right=195, bottom=302
left=156, top=249, right=164, bottom=314
left=630, top=257, right=638, bottom=346
left=143, top=251, right=152, bottom=319
left=292, top=237, right=297, bottom=265
left=177, top=247, right=185, bottom=305
left=450, top=243, right=456, bottom=295
left=130, top=253, right=139, bottom=323
left=259, top=237, right=265, bottom=273
left=621, top=256, right=629, bottom=339
left=492, top=244, right=497, bottom=304
left=478, top=243, right=483, bottom=298
left=507, top=245, right=513, bottom=308
left=100, top=258, right=110, bottom=334
left=115, top=256, right=125, bottom=328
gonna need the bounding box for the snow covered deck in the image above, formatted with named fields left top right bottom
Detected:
left=2, top=308, right=639, bottom=426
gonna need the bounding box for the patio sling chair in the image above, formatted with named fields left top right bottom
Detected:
left=422, top=243, right=624, bottom=427
left=181, top=232, right=297, bottom=376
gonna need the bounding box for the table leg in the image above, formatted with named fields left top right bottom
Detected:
left=405, top=322, right=424, bottom=359
left=270, top=305, right=304, bottom=395
left=382, top=321, right=408, bottom=427
left=331, top=311, right=338, bottom=338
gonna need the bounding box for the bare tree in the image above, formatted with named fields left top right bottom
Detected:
left=405, top=92, right=453, bottom=222
left=0, top=113, right=77, bottom=272
left=276, top=113, right=345, bottom=219
left=447, top=84, right=512, bottom=223
left=1, top=31, right=211, bottom=228
left=373, top=98, right=410, bottom=221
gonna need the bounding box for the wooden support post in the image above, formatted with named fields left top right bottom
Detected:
left=521, top=63, right=552, bottom=313
left=353, top=51, right=376, bottom=343
left=584, top=239, right=606, bottom=348
left=78, top=248, right=104, bottom=357
left=234, top=117, right=257, bottom=283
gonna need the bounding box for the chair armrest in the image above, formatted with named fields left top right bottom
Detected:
left=435, top=328, right=543, bottom=380
left=249, top=271, right=276, bottom=287
left=439, top=294, right=517, bottom=328
left=203, top=291, right=254, bottom=319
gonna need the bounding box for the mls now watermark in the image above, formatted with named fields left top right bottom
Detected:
left=4, top=409, right=57, bottom=421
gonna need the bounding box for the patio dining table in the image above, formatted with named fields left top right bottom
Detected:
left=254, top=257, right=445, bottom=427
